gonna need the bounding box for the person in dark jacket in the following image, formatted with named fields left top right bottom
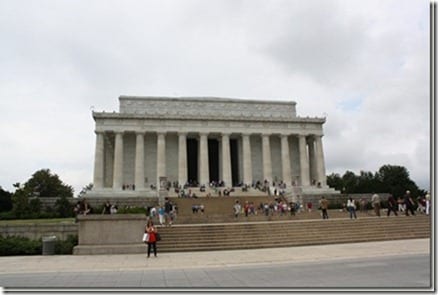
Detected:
left=387, top=195, right=398, bottom=217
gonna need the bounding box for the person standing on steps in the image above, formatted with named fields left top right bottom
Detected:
left=347, top=197, right=357, bottom=219
left=319, top=196, right=329, bottom=219
left=371, top=193, right=381, bottom=217
left=233, top=200, right=241, bottom=218
left=145, top=219, right=158, bottom=258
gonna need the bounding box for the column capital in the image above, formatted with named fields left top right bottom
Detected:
left=261, top=133, right=271, bottom=138
left=199, top=132, right=209, bottom=137
left=221, top=132, right=231, bottom=137
left=177, top=132, right=188, bottom=136
left=156, top=131, right=167, bottom=136
left=241, top=132, right=252, bottom=137
left=135, top=131, right=145, bottom=136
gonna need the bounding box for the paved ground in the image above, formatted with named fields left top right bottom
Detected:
left=0, top=238, right=432, bottom=291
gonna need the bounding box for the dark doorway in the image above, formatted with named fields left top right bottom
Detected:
left=187, top=138, right=198, bottom=185
left=208, top=139, right=219, bottom=183
left=230, top=139, right=239, bottom=186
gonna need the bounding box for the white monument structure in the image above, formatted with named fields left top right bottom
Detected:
left=89, top=96, right=337, bottom=198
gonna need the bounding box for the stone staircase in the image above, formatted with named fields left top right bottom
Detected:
left=73, top=194, right=431, bottom=255
left=155, top=215, right=430, bottom=253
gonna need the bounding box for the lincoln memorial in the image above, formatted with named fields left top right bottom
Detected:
left=88, top=96, right=337, bottom=198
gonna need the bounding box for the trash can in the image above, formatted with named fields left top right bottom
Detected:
left=42, top=236, right=57, bottom=255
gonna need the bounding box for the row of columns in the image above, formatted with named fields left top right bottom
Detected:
left=93, top=131, right=327, bottom=190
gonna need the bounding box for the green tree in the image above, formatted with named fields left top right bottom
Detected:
left=55, top=195, right=73, bottom=218
left=326, top=173, right=343, bottom=191
left=23, top=169, right=73, bottom=198
left=342, top=171, right=358, bottom=193
left=0, top=187, right=13, bottom=212
left=376, top=165, right=421, bottom=197
left=11, top=187, right=30, bottom=218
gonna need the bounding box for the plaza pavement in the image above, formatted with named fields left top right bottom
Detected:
left=0, top=238, right=430, bottom=275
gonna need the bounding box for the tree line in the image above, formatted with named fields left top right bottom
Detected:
left=327, top=164, right=427, bottom=198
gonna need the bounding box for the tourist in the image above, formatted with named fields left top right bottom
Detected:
left=319, top=196, right=329, bottom=219
left=233, top=200, right=241, bottom=218
left=397, top=197, right=406, bottom=213
left=307, top=202, right=312, bottom=213
left=145, top=219, right=158, bottom=258
left=102, top=200, right=111, bottom=215
left=404, top=190, right=416, bottom=216
left=244, top=201, right=249, bottom=217
left=425, top=192, right=431, bottom=215
left=164, top=198, right=173, bottom=226
left=158, top=206, right=165, bottom=226
left=371, top=193, right=381, bottom=217
left=110, top=204, right=118, bottom=214
left=80, top=198, right=91, bottom=215
left=386, top=194, right=398, bottom=217
left=346, top=197, right=357, bottom=219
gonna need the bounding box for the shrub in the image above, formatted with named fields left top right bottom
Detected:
left=0, top=236, right=42, bottom=256
left=54, top=235, right=78, bottom=254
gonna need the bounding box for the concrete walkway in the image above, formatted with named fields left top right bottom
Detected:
left=0, top=238, right=430, bottom=274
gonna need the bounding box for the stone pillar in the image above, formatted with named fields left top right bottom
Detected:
left=156, top=132, right=166, bottom=188
left=199, top=133, right=210, bottom=186
left=178, top=132, right=188, bottom=187
left=221, top=133, right=232, bottom=186
left=113, top=132, right=124, bottom=190
left=242, top=133, right=252, bottom=186
left=93, top=131, right=105, bottom=189
left=315, top=135, right=327, bottom=186
left=308, top=136, right=317, bottom=185
left=261, top=134, right=272, bottom=183
left=134, top=132, right=145, bottom=190
left=298, top=134, right=310, bottom=186
left=280, top=134, right=292, bottom=185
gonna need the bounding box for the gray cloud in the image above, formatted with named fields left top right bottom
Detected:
left=0, top=0, right=430, bottom=194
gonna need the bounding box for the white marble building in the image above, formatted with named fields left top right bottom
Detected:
left=90, top=96, right=336, bottom=197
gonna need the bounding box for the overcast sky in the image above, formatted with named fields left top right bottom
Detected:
left=0, top=0, right=430, bottom=195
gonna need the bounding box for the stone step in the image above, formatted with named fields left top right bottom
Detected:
left=74, top=215, right=430, bottom=254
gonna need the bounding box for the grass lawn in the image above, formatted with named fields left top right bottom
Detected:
left=0, top=218, right=75, bottom=225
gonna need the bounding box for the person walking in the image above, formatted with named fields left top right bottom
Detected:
left=145, top=219, right=158, bottom=258
left=347, top=197, right=357, bottom=219
left=387, top=194, right=398, bottom=217
left=404, top=190, right=416, bottom=216
left=371, top=193, right=381, bottom=217
left=319, top=196, right=329, bottom=219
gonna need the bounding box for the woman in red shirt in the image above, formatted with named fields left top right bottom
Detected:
left=145, top=219, right=158, bottom=258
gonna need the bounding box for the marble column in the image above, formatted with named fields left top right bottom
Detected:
left=221, top=133, right=232, bottom=186
left=298, top=134, right=310, bottom=186
left=113, top=132, right=124, bottom=190
left=134, top=132, right=145, bottom=190
left=280, top=134, right=292, bottom=185
left=315, top=135, right=327, bottom=186
left=261, top=134, right=272, bottom=183
left=93, top=131, right=105, bottom=189
left=199, top=133, right=210, bottom=186
left=308, top=137, right=317, bottom=185
left=178, top=132, right=188, bottom=187
left=242, top=133, right=252, bottom=186
left=156, top=132, right=166, bottom=187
